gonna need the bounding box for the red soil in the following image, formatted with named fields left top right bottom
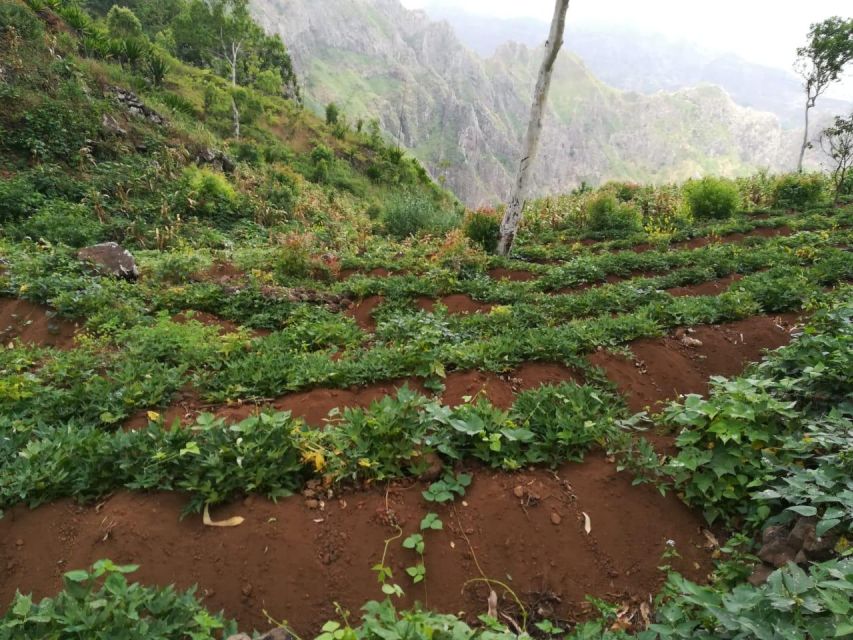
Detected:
left=172, top=310, right=242, bottom=335
left=345, top=295, right=384, bottom=331
left=416, top=294, right=493, bottom=315
left=0, top=298, right=79, bottom=350
left=442, top=363, right=582, bottom=409
left=488, top=267, right=537, bottom=282
left=0, top=456, right=714, bottom=637
left=664, top=274, right=743, bottom=297
left=172, top=310, right=271, bottom=338
left=193, top=261, right=245, bottom=284
left=589, top=314, right=799, bottom=413
left=270, top=379, right=426, bottom=425
left=338, top=267, right=398, bottom=280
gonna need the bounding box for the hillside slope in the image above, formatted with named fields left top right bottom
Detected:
left=253, top=0, right=808, bottom=206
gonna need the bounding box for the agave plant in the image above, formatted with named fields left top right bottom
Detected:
left=146, top=53, right=169, bottom=87
left=121, top=37, right=146, bottom=69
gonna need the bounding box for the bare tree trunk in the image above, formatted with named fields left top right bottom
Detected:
left=797, top=101, right=811, bottom=173
left=496, top=0, right=570, bottom=256
left=231, top=96, right=241, bottom=139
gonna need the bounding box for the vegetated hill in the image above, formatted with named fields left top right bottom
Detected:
left=419, top=4, right=852, bottom=129
left=0, top=0, right=454, bottom=258
left=252, top=0, right=819, bottom=207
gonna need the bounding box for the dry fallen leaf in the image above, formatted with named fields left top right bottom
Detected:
left=582, top=511, right=592, bottom=534
left=202, top=504, right=245, bottom=528
left=702, top=529, right=720, bottom=549
left=640, top=601, right=651, bottom=627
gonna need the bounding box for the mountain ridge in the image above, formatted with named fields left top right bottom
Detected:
left=253, top=0, right=817, bottom=206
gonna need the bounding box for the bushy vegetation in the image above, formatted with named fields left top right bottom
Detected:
left=585, top=193, right=642, bottom=237
left=463, top=208, right=502, bottom=253
left=382, top=191, right=460, bottom=238
left=772, top=173, right=826, bottom=209
left=684, top=176, right=740, bottom=220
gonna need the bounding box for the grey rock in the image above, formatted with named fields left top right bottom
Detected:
left=77, top=242, right=139, bottom=281
left=196, top=147, right=236, bottom=174
left=109, top=86, right=165, bottom=125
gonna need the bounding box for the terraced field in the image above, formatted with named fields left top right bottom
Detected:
left=2, top=203, right=851, bottom=637
left=1, top=2, right=852, bottom=636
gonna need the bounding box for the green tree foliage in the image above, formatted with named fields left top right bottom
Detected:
left=794, top=16, right=853, bottom=171
left=171, top=0, right=298, bottom=100
left=684, top=176, right=740, bottom=220
left=105, top=5, right=143, bottom=39
left=585, top=193, right=642, bottom=237
left=820, top=112, right=853, bottom=202
left=325, top=101, right=339, bottom=125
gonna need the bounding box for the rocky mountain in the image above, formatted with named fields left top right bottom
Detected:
left=418, top=4, right=852, bottom=130
left=252, top=0, right=812, bottom=206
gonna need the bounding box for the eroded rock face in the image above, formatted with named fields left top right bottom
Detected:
left=252, top=0, right=807, bottom=207
left=196, top=147, right=236, bottom=174
left=109, top=86, right=165, bottom=125
left=77, top=242, right=139, bottom=281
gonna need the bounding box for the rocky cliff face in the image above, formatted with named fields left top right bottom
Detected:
left=253, top=0, right=806, bottom=206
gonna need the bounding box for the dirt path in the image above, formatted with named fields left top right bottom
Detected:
left=0, top=455, right=714, bottom=637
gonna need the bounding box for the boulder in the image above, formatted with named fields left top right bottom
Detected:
left=77, top=242, right=139, bottom=281
left=196, top=147, right=236, bottom=174
left=757, top=538, right=797, bottom=568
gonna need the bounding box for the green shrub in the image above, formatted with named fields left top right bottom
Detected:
left=0, top=175, right=46, bottom=222
left=684, top=176, right=740, bottom=220
left=463, top=209, right=501, bottom=253
left=602, top=180, right=641, bottom=202
left=13, top=201, right=103, bottom=246
left=772, top=173, right=825, bottom=209
left=0, top=3, right=43, bottom=40
left=177, top=167, right=240, bottom=222
left=261, top=170, right=298, bottom=212
left=383, top=191, right=460, bottom=238
left=586, top=193, right=642, bottom=236
left=4, top=97, right=99, bottom=161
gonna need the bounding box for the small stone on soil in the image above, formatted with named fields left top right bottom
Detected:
left=550, top=512, right=562, bottom=525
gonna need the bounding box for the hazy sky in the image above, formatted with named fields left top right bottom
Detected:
left=402, top=0, right=853, bottom=96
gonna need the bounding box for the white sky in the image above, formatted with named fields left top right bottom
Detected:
left=402, top=0, right=853, bottom=97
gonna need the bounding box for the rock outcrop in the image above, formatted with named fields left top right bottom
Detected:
left=252, top=0, right=805, bottom=206
left=77, top=242, right=139, bottom=281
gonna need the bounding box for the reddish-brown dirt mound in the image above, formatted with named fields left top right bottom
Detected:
left=339, top=267, right=401, bottom=281
left=0, top=456, right=713, bottom=637
left=345, top=295, right=383, bottom=331
left=172, top=310, right=271, bottom=338
left=442, top=363, right=583, bottom=409
left=590, top=314, right=799, bottom=413
left=665, top=274, right=743, bottom=297
left=617, top=225, right=794, bottom=255
left=270, top=379, right=427, bottom=425
left=172, top=310, right=242, bottom=335
left=125, top=379, right=428, bottom=430
left=416, top=294, right=493, bottom=315
left=123, top=389, right=204, bottom=430
left=0, top=298, right=79, bottom=350
left=193, top=261, right=245, bottom=284
left=488, top=267, right=536, bottom=282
